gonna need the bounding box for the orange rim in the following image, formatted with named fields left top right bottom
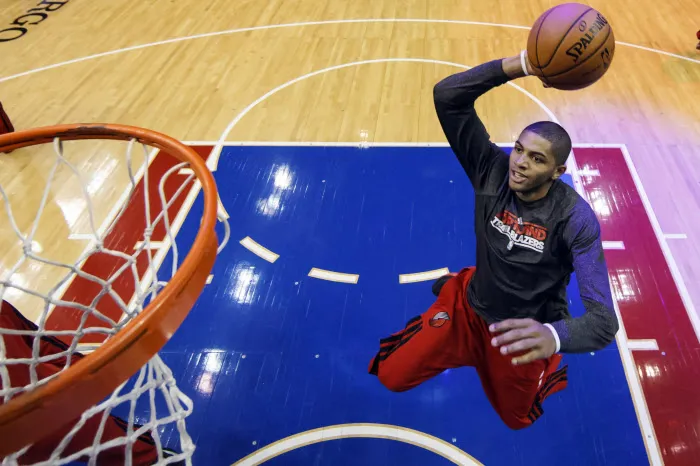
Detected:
left=0, top=124, right=219, bottom=456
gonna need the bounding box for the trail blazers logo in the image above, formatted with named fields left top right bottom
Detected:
left=429, top=311, right=450, bottom=328
left=490, top=211, right=547, bottom=253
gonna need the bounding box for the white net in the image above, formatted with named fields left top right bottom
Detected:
left=0, top=136, right=229, bottom=465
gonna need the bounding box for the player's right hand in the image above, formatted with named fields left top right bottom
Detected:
left=489, top=318, right=557, bottom=365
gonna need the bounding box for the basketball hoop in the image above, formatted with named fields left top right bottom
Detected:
left=0, top=124, right=228, bottom=464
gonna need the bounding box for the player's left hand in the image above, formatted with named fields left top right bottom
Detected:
left=489, top=318, right=557, bottom=365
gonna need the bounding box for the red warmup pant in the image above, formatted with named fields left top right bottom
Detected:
left=0, top=300, right=160, bottom=465
left=369, top=268, right=568, bottom=429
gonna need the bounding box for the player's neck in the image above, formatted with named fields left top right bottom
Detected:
left=515, top=180, right=554, bottom=203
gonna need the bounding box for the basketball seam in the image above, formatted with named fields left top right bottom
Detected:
left=545, top=27, right=613, bottom=79
left=533, top=8, right=556, bottom=87
left=539, top=7, right=594, bottom=70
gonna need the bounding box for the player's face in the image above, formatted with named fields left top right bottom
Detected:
left=508, top=130, right=564, bottom=195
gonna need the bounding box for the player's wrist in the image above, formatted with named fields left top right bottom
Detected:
left=501, top=55, right=527, bottom=79
left=543, top=323, right=561, bottom=353
left=520, top=50, right=531, bottom=76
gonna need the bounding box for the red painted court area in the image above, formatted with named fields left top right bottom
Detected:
left=575, top=147, right=700, bottom=465
left=45, top=147, right=212, bottom=343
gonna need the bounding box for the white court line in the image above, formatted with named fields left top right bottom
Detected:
left=610, top=298, right=663, bottom=464
left=134, top=240, right=165, bottom=250
left=75, top=343, right=100, bottom=354
left=194, top=140, right=596, bottom=200
left=569, top=147, right=661, bottom=463
left=627, top=339, right=659, bottom=351
left=573, top=143, right=629, bottom=149
left=185, top=141, right=454, bottom=147
left=208, top=58, right=561, bottom=171
left=577, top=168, right=600, bottom=177
left=180, top=166, right=216, bottom=175
left=82, top=147, right=161, bottom=239
left=603, top=241, right=625, bottom=250
left=206, top=274, right=214, bottom=284
left=184, top=141, right=622, bottom=148
left=664, top=233, right=687, bottom=240
left=399, top=268, right=450, bottom=284
left=617, top=41, right=700, bottom=64
left=68, top=233, right=97, bottom=241
left=181, top=141, right=218, bottom=146
left=620, top=145, right=700, bottom=344
left=239, top=236, right=279, bottom=263
left=2, top=18, right=698, bottom=85
left=308, top=268, right=359, bottom=284
left=232, top=423, right=481, bottom=466
left=186, top=142, right=631, bottom=148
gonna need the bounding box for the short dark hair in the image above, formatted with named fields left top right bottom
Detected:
left=522, top=121, right=572, bottom=166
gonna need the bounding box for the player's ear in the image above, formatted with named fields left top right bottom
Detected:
left=552, top=165, right=567, bottom=180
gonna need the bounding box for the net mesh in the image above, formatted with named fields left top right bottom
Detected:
left=0, top=136, right=229, bottom=465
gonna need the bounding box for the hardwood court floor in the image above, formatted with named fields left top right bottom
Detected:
left=0, top=1, right=699, bottom=464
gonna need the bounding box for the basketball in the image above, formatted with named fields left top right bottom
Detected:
left=527, top=3, right=615, bottom=90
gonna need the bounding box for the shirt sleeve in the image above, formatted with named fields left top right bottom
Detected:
left=549, top=201, right=620, bottom=352
left=433, top=59, right=510, bottom=192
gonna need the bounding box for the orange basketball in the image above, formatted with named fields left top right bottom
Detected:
left=527, top=3, right=615, bottom=90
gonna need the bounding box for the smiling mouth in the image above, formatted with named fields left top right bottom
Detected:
left=510, top=170, right=527, bottom=183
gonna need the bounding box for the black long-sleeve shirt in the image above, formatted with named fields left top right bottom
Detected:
left=433, top=59, right=619, bottom=353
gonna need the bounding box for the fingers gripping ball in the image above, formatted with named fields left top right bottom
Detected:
left=527, top=3, right=615, bottom=90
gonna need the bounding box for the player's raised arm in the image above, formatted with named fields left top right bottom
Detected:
left=433, top=54, right=534, bottom=190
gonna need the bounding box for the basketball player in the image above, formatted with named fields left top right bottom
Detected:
left=368, top=52, right=620, bottom=429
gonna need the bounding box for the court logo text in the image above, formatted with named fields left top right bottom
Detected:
left=0, top=1, right=71, bottom=43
